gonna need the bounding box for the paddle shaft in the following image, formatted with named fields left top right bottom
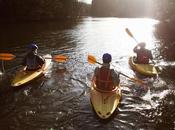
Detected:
left=126, top=28, right=139, bottom=43
left=0, top=53, right=67, bottom=62
left=119, top=72, right=131, bottom=79
left=126, top=28, right=157, bottom=64
left=132, top=37, right=139, bottom=43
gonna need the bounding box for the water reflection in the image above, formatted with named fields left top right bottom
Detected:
left=0, top=17, right=174, bottom=130
left=77, top=18, right=159, bottom=55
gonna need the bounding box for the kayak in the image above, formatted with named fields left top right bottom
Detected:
left=11, top=54, right=51, bottom=87
left=90, top=80, right=121, bottom=119
left=129, top=56, right=159, bottom=76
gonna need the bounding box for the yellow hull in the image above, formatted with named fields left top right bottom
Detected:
left=129, top=56, right=158, bottom=76
left=11, top=54, right=51, bottom=87
left=90, top=81, right=121, bottom=119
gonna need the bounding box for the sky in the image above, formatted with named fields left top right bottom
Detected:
left=79, top=0, right=92, bottom=4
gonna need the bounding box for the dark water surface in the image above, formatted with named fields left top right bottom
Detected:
left=0, top=17, right=175, bottom=130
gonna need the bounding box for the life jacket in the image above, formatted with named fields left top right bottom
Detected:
left=26, top=55, right=41, bottom=70
left=95, top=67, right=115, bottom=91
left=136, top=50, right=150, bottom=64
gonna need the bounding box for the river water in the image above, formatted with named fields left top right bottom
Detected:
left=0, top=17, right=175, bottom=130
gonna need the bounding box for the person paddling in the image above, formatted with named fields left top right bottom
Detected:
left=22, top=42, right=45, bottom=71
left=93, top=53, right=120, bottom=91
left=133, top=42, right=153, bottom=64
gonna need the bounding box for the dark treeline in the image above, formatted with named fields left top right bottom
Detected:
left=91, top=0, right=175, bottom=19
left=91, top=0, right=155, bottom=17
left=91, top=0, right=175, bottom=22
left=154, top=0, right=175, bottom=61
left=1, top=0, right=175, bottom=22
left=0, top=0, right=90, bottom=22
left=0, top=0, right=175, bottom=60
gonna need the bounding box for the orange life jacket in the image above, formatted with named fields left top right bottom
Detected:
left=95, top=67, right=115, bottom=91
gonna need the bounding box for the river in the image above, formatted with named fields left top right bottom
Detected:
left=0, top=17, right=175, bottom=130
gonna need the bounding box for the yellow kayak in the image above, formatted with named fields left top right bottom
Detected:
left=11, top=54, right=51, bottom=87
left=90, top=80, right=121, bottom=119
left=129, top=56, right=159, bottom=76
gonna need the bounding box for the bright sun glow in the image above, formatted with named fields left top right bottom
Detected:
left=72, top=17, right=159, bottom=63
left=79, top=0, right=92, bottom=4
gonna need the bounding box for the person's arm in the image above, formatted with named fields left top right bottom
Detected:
left=133, top=46, right=137, bottom=52
left=111, top=69, right=120, bottom=86
left=19, top=57, right=27, bottom=71
left=133, top=45, right=139, bottom=53
left=21, top=56, right=27, bottom=66
left=37, top=55, right=45, bottom=66
left=92, top=67, right=99, bottom=81
left=94, top=67, right=99, bottom=77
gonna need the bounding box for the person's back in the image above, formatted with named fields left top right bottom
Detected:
left=22, top=43, right=45, bottom=71
left=133, top=42, right=153, bottom=64
left=94, top=53, right=120, bottom=91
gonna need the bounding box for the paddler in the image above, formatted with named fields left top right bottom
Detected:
left=133, top=42, right=153, bottom=64
left=93, top=53, right=120, bottom=91
left=22, top=42, right=45, bottom=71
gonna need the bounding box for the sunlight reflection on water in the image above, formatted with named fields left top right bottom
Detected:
left=75, top=17, right=159, bottom=57
left=71, top=17, right=160, bottom=77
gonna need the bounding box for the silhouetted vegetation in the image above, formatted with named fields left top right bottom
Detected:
left=0, top=0, right=175, bottom=60
left=91, top=0, right=155, bottom=17
left=154, top=0, right=175, bottom=61
left=1, top=0, right=175, bottom=22
left=91, top=0, right=175, bottom=20
left=0, top=0, right=90, bottom=22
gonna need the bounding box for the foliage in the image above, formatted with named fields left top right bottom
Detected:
left=91, top=0, right=155, bottom=17
left=91, top=0, right=175, bottom=19
left=0, top=0, right=90, bottom=22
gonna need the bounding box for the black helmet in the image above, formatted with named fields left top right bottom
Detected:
left=102, top=53, right=112, bottom=63
left=28, top=42, right=38, bottom=50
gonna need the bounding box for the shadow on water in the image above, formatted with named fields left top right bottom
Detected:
left=0, top=19, right=80, bottom=50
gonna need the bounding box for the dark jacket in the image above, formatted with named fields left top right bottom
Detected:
left=134, top=47, right=153, bottom=64
left=22, top=51, right=45, bottom=70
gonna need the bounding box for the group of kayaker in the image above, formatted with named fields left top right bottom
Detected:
left=23, top=41, right=153, bottom=90
left=92, top=42, right=153, bottom=91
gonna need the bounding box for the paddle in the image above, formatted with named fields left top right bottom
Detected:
left=125, top=28, right=139, bottom=43
left=125, top=28, right=161, bottom=72
left=87, top=55, right=145, bottom=84
left=125, top=28, right=152, bottom=58
left=0, top=53, right=68, bottom=62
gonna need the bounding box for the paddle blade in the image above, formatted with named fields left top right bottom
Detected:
left=53, top=55, right=68, bottom=62
left=0, top=53, right=16, bottom=60
left=125, top=28, right=134, bottom=38
left=88, top=55, right=97, bottom=64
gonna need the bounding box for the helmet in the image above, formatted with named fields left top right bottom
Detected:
left=102, top=53, right=112, bottom=63
left=139, top=42, right=146, bottom=48
left=28, top=42, right=38, bottom=50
